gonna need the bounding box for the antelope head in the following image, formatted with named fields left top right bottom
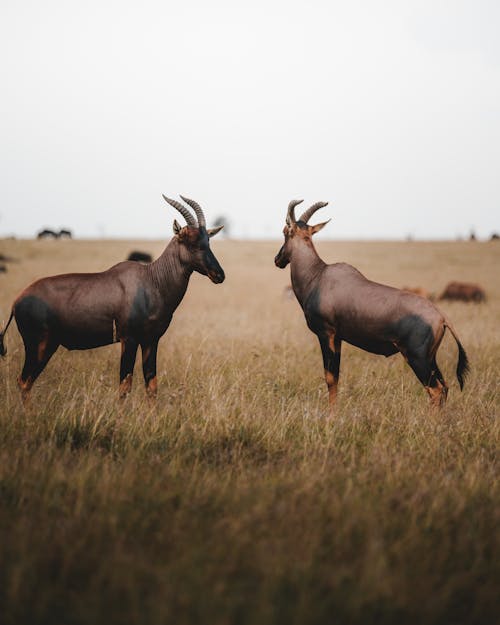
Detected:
left=274, top=199, right=330, bottom=268
left=162, top=194, right=225, bottom=283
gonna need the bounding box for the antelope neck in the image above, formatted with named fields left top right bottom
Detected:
left=290, top=242, right=325, bottom=304
left=148, top=238, right=192, bottom=295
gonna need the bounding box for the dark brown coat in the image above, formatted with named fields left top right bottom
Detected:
left=0, top=196, right=224, bottom=402
left=275, top=200, right=470, bottom=414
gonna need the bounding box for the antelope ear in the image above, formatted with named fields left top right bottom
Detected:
left=173, top=219, right=182, bottom=235
left=309, top=219, right=330, bottom=235
left=207, top=225, right=224, bottom=238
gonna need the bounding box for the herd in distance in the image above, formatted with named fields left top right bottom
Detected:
left=2, top=193, right=492, bottom=417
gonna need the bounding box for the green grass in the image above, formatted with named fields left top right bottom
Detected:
left=0, top=238, right=498, bottom=624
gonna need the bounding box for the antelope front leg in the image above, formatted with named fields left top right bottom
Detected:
left=318, top=332, right=342, bottom=416
left=119, top=338, right=138, bottom=398
left=141, top=341, right=159, bottom=400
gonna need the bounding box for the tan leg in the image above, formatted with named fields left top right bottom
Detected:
left=119, top=338, right=138, bottom=399
left=318, top=332, right=342, bottom=417
left=146, top=376, right=158, bottom=400
left=407, top=351, right=448, bottom=410
left=119, top=373, right=133, bottom=399
left=18, top=334, right=58, bottom=407
left=18, top=375, right=34, bottom=408
left=141, top=341, right=159, bottom=401
left=426, top=380, right=448, bottom=408
left=325, top=370, right=338, bottom=417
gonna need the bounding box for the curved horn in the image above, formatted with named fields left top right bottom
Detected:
left=299, top=201, right=329, bottom=224
left=162, top=195, right=196, bottom=226
left=287, top=199, right=304, bottom=225
left=179, top=195, right=206, bottom=228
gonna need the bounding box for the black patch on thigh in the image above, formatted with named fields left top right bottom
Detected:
left=15, top=295, right=57, bottom=338
left=390, top=314, right=434, bottom=354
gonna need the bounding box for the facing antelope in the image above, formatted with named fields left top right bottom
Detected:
left=274, top=200, right=469, bottom=415
left=0, top=195, right=225, bottom=403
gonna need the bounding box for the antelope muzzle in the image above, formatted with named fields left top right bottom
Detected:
left=206, top=252, right=225, bottom=284
left=274, top=246, right=289, bottom=268
left=208, top=267, right=225, bottom=284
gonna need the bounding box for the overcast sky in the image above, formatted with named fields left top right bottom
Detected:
left=1, top=0, right=498, bottom=240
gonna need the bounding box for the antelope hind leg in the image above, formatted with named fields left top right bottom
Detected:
left=407, top=354, right=448, bottom=409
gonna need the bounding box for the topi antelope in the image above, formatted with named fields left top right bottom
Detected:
left=275, top=200, right=469, bottom=415
left=0, top=195, right=225, bottom=403
left=439, top=281, right=486, bottom=303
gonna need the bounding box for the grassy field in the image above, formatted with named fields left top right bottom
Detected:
left=0, top=236, right=498, bottom=625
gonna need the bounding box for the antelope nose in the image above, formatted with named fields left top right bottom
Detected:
left=274, top=252, right=284, bottom=267
left=210, top=268, right=225, bottom=284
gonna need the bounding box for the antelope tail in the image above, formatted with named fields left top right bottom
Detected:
left=444, top=320, right=470, bottom=390
left=0, top=310, right=14, bottom=357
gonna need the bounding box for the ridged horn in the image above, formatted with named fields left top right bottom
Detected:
left=179, top=195, right=206, bottom=229
left=299, top=201, right=329, bottom=224
left=162, top=195, right=197, bottom=226
left=287, top=199, right=304, bottom=225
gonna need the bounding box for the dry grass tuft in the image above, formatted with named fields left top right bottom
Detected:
left=0, top=238, right=498, bottom=625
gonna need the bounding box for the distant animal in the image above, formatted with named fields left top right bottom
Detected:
left=275, top=200, right=469, bottom=415
left=212, top=216, right=230, bottom=237
left=439, top=282, right=486, bottom=303
left=1, top=195, right=225, bottom=403
left=37, top=229, right=59, bottom=239
left=490, top=233, right=499, bottom=241
left=0, top=254, right=17, bottom=267
left=127, top=251, right=153, bottom=263
left=36, top=228, right=72, bottom=239
left=0, top=265, right=6, bottom=273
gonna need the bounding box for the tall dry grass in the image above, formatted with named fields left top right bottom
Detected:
left=0, top=237, right=498, bottom=625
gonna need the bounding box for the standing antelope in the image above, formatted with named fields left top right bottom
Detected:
left=0, top=195, right=225, bottom=402
left=274, top=200, right=469, bottom=415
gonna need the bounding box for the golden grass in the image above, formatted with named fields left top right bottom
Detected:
left=0, top=237, right=499, bottom=625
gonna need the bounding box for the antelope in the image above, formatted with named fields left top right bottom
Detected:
left=0, top=195, right=225, bottom=403
left=274, top=200, right=469, bottom=415
left=37, top=228, right=58, bottom=239
left=439, top=281, right=486, bottom=303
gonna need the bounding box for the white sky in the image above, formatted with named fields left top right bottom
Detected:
left=1, top=0, right=499, bottom=239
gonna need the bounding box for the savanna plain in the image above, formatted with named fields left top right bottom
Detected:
left=0, top=236, right=498, bottom=625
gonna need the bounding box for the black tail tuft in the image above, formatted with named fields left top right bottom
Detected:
left=0, top=310, right=14, bottom=357
left=456, top=341, right=470, bottom=391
